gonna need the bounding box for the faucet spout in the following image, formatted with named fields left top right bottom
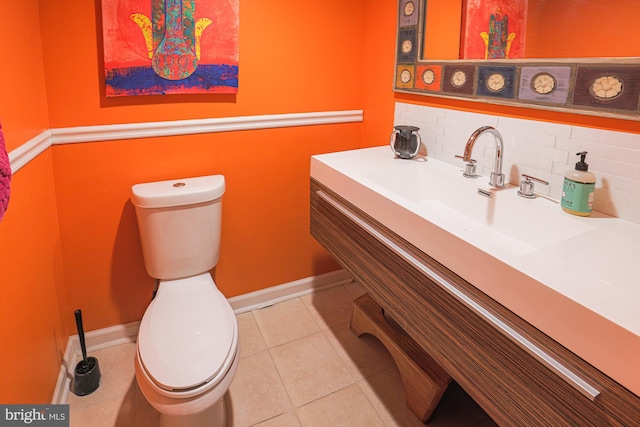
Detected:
left=462, top=126, right=505, bottom=187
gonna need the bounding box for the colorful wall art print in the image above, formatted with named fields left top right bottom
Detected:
left=102, top=0, right=239, bottom=97
left=461, top=0, right=527, bottom=60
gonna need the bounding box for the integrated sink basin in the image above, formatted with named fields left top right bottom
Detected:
left=310, top=145, right=640, bottom=397
left=360, top=158, right=594, bottom=258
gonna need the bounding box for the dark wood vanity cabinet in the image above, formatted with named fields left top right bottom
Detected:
left=310, top=179, right=640, bottom=426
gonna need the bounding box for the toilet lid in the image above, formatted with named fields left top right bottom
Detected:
left=138, top=274, right=236, bottom=391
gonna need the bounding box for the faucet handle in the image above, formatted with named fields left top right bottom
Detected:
left=455, top=155, right=480, bottom=179
left=517, top=174, right=549, bottom=199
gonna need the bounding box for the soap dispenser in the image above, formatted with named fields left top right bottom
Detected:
left=561, top=151, right=596, bottom=216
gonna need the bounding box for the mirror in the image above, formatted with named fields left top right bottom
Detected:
left=396, top=0, right=640, bottom=120
left=422, top=0, right=640, bottom=60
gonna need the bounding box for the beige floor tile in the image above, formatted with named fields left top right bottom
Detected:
left=357, top=367, right=427, bottom=427
left=65, top=289, right=496, bottom=427
left=68, top=342, right=136, bottom=410
left=300, top=285, right=355, bottom=330
left=251, top=411, right=301, bottom=427
left=237, top=312, right=267, bottom=357
left=322, top=323, right=395, bottom=381
left=295, top=384, right=385, bottom=427
left=70, top=380, right=136, bottom=427
left=252, top=299, right=319, bottom=348
left=228, top=350, right=293, bottom=426
left=269, top=332, right=353, bottom=408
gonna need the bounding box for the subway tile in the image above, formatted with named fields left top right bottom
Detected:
left=521, top=132, right=557, bottom=149
left=629, top=193, right=640, bottom=210
left=394, top=104, right=640, bottom=223
left=510, top=152, right=553, bottom=172
left=570, top=126, right=603, bottom=143
left=424, top=141, right=443, bottom=158
left=551, top=161, right=569, bottom=176
left=595, top=187, right=630, bottom=206
left=611, top=175, right=640, bottom=195
left=597, top=129, right=640, bottom=149
left=444, top=109, right=497, bottom=126
left=614, top=147, right=640, bottom=165
left=597, top=158, right=636, bottom=178
left=500, top=116, right=571, bottom=138
left=596, top=171, right=614, bottom=189
left=551, top=149, right=569, bottom=164
left=554, top=136, right=579, bottom=152
left=510, top=139, right=545, bottom=157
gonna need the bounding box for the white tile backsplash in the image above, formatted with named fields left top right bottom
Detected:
left=394, top=102, right=640, bottom=224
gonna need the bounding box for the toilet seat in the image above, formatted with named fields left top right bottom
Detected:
left=137, top=273, right=236, bottom=391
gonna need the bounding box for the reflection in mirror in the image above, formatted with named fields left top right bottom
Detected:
left=422, top=0, right=640, bottom=60
left=396, top=0, right=640, bottom=120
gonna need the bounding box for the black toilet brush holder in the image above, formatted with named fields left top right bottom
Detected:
left=72, top=309, right=101, bottom=396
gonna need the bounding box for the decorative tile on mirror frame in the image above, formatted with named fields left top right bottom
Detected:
left=572, top=65, right=640, bottom=113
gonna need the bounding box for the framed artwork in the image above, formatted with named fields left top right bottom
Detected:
left=461, top=0, right=527, bottom=60
left=102, top=0, right=239, bottom=97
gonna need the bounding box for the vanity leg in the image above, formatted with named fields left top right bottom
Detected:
left=350, top=293, right=452, bottom=422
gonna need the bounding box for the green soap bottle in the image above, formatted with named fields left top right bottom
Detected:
left=561, top=151, right=596, bottom=216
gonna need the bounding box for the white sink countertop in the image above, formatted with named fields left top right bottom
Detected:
left=311, top=146, right=640, bottom=396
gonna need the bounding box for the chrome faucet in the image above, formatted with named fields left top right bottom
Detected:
left=457, top=126, right=505, bottom=188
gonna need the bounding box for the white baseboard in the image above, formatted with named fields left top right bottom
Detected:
left=52, top=269, right=351, bottom=403
left=51, top=321, right=140, bottom=405
left=228, top=269, right=353, bottom=314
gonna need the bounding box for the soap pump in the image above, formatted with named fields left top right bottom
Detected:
left=561, top=151, right=596, bottom=216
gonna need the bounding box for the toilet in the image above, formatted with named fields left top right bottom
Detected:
left=130, top=175, right=239, bottom=427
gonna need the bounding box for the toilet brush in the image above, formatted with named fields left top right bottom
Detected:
left=72, top=309, right=101, bottom=396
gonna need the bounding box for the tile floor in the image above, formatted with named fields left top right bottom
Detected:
left=67, top=282, right=496, bottom=426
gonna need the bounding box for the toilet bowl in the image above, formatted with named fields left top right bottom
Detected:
left=131, top=175, right=238, bottom=427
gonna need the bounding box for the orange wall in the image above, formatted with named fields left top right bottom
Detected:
left=0, top=1, right=49, bottom=148
left=526, top=0, right=640, bottom=59
left=361, top=0, right=398, bottom=148
left=0, top=153, right=66, bottom=404
left=38, top=0, right=367, bottom=333
left=51, top=127, right=358, bottom=330
left=424, top=0, right=463, bottom=59
left=0, top=1, right=66, bottom=403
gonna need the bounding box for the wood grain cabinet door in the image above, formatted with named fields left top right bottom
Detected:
left=310, top=179, right=640, bottom=426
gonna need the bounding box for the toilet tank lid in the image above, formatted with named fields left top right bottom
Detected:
left=131, top=175, right=225, bottom=208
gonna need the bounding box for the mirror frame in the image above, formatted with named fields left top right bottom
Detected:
left=394, top=0, right=640, bottom=121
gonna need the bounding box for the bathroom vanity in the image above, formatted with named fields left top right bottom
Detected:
left=310, top=147, right=640, bottom=425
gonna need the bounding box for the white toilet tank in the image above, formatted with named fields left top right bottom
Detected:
left=131, top=175, right=225, bottom=280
